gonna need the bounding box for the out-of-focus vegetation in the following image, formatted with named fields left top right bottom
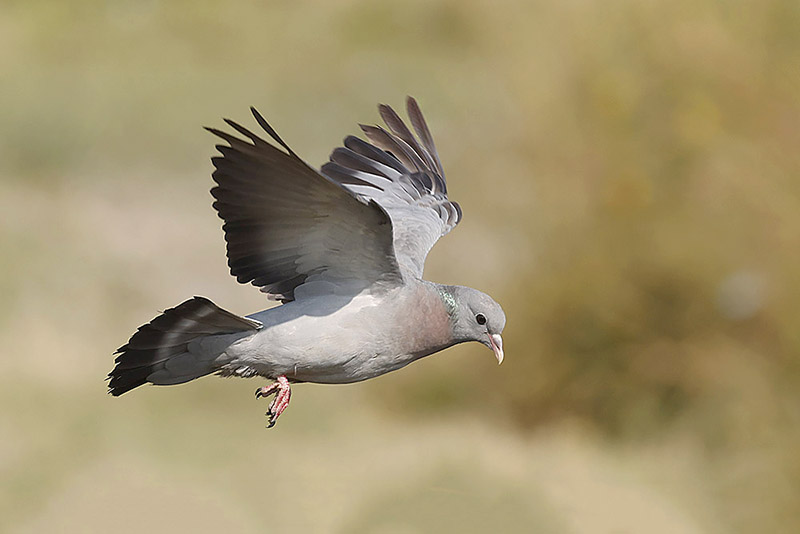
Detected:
left=1, top=1, right=798, bottom=532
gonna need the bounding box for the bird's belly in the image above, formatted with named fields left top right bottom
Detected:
left=291, top=349, right=421, bottom=384
left=224, top=308, right=416, bottom=383
left=254, top=327, right=423, bottom=384
left=222, top=288, right=449, bottom=384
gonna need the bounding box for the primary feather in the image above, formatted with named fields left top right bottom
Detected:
left=206, top=109, right=403, bottom=302
left=322, top=96, right=462, bottom=277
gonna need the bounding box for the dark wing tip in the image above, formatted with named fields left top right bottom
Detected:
left=250, top=107, right=296, bottom=156
left=404, top=96, right=444, bottom=177
left=205, top=126, right=231, bottom=141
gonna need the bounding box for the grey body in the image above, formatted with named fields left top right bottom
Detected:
left=108, top=98, right=505, bottom=398
left=198, top=281, right=451, bottom=384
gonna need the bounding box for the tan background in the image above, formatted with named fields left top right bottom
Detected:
left=1, top=1, right=798, bottom=532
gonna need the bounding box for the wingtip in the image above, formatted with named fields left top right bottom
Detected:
left=406, top=95, right=422, bottom=115
left=247, top=106, right=297, bottom=156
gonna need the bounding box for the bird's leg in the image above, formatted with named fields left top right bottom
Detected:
left=255, top=375, right=292, bottom=428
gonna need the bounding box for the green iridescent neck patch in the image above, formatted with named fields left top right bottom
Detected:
left=437, top=286, right=458, bottom=318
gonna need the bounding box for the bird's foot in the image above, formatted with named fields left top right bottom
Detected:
left=255, top=375, right=292, bottom=428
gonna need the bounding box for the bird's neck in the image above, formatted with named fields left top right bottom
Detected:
left=398, top=282, right=457, bottom=354
left=435, top=285, right=459, bottom=318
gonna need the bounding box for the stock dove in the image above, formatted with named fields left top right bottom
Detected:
left=108, top=97, right=506, bottom=427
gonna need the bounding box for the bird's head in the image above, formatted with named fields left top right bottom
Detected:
left=441, top=285, right=506, bottom=364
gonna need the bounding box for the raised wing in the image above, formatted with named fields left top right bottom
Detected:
left=321, top=97, right=461, bottom=278
left=206, top=108, right=403, bottom=302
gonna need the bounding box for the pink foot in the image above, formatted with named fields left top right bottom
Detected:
left=255, top=375, right=292, bottom=428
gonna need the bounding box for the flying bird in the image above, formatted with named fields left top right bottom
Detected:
left=108, top=97, right=506, bottom=427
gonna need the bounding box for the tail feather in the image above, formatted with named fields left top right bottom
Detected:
left=108, top=296, right=261, bottom=396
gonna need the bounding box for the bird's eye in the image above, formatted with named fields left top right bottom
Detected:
left=476, top=313, right=487, bottom=325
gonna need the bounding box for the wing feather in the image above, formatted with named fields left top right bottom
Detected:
left=207, top=109, right=403, bottom=302
left=321, top=97, right=462, bottom=277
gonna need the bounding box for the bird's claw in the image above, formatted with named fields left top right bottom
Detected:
left=255, top=375, right=291, bottom=429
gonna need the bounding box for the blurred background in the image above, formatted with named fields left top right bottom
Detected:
left=1, top=0, right=798, bottom=532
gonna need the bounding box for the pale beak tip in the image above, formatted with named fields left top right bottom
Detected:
left=489, top=334, right=504, bottom=365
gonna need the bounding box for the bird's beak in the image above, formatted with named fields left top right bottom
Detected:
left=488, top=334, right=504, bottom=365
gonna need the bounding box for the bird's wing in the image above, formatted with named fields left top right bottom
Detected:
left=207, top=108, right=403, bottom=303
left=321, top=97, right=461, bottom=278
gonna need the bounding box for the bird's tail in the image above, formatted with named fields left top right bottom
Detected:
left=108, top=296, right=261, bottom=396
